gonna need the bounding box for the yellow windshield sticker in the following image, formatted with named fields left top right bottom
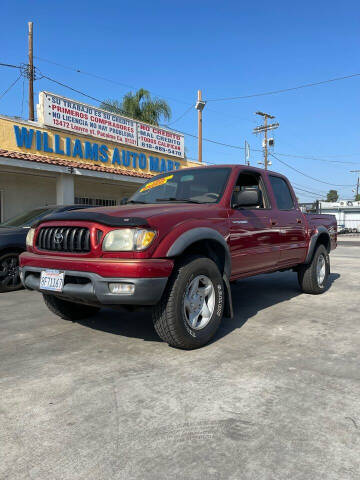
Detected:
left=140, top=175, right=174, bottom=193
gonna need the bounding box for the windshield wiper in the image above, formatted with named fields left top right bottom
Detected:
left=155, top=197, right=203, bottom=204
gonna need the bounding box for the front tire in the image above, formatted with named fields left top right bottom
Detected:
left=298, top=244, right=330, bottom=294
left=0, top=252, right=22, bottom=293
left=152, top=255, right=225, bottom=349
left=43, top=294, right=100, bottom=321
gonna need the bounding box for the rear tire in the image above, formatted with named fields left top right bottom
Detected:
left=297, top=244, right=330, bottom=294
left=152, top=255, right=225, bottom=349
left=43, top=294, right=100, bottom=321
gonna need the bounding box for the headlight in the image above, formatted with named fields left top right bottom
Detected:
left=26, top=228, right=35, bottom=248
left=102, top=229, right=156, bottom=251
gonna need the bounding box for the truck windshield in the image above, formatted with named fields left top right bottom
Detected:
left=128, top=167, right=231, bottom=204
left=0, top=208, right=52, bottom=227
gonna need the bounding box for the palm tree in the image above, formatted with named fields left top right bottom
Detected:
left=100, top=88, right=171, bottom=126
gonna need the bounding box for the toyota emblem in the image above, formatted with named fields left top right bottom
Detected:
left=54, top=232, right=64, bottom=243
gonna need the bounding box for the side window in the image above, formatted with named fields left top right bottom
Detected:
left=269, top=176, right=294, bottom=210
left=232, top=172, right=270, bottom=209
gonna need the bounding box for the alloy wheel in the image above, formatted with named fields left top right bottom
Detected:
left=316, top=254, right=326, bottom=286
left=0, top=254, right=21, bottom=291
left=183, top=275, right=215, bottom=330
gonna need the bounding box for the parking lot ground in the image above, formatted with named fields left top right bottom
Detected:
left=338, top=235, right=360, bottom=247
left=1, top=245, right=360, bottom=480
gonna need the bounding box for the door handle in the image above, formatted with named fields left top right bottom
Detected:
left=270, top=219, right=278, bottom=226
left=296, top=218, right=302, bottom=224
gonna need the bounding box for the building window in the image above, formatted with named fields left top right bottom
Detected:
left=75, top=197, right=117, bottom=207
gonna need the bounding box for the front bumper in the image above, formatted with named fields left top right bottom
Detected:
left=20, top=266, right=168, bottom=306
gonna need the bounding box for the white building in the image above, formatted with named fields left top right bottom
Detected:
left=319, top=200, right=360, bottom=232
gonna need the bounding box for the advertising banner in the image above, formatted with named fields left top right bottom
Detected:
left=37, top=92, right=185, bottom=158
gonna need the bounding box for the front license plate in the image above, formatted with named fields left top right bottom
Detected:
left=40, top=270, right=64, bottom=292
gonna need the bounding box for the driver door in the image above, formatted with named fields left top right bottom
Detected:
left=228, top=172, right=281, bottom=277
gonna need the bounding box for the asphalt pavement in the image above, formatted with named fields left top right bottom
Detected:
left=1, top=245, right=360, bottom=480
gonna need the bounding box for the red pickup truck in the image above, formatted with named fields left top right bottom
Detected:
left=20, top=165, right=337, bottom=349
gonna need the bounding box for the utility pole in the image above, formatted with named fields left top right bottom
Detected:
left=350, top=170, right=360, bottom=199
left=244, top=140, right=250, bottom=165
left=28, top=21, right=34, bottom=121
left=253, top=111, right=279, bottom=169
left=195, top=90, right=206, bottom=162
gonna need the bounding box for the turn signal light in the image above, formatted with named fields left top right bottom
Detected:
left=108, top=283, right=135, bottom=295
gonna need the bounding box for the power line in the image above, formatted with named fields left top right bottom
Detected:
left=163, top=126, right=252, bottom=151
left=30, top=72, right=360, bottom=176
left=206, top=73, right=360, bottom=102
left=40, top=72, right=196, bottom=128
left=293, top=189, right=323, bottom=198
left=0, top=62, right=21, bottom=69
left=35, top=56, right=192, bottom=106
left=292, top=182, right=327, bottom=195
left=20, top=78, right=25, bottom=117
left=34, top=55, right=258, bottom=125
left=0, top=75, right=22, bottom=101
left=311, top=153, right=360, bottom=158
left=166, top=105, right=194, bottom=125
left=274, top=151, right=360, bottom=165
left=38, top=72, right=130, bottom=115
left=40, top=73, right=104, bottom=103
left=269, top=152, right=354, bottom=187
left=171, top=127, right=360, bottom=166
left=37, top=72, right=252, bottom=135
left=292, top=185, right=326, bottom=197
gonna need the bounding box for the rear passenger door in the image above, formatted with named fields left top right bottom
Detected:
left=268, top=175, right=307, bottom=265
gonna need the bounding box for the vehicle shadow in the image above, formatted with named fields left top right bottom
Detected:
left=77, top=307, right=162, bottom=343
left=212, top=271, right=341, bottom=343
left=77, top=271, right=340, bottom=345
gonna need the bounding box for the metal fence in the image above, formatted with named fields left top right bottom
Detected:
left=74, top=197, right=117, bottom=207
left=335, top=216, right=360, bottom=233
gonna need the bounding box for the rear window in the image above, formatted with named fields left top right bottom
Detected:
left=269, top=176, right=294, bottom=210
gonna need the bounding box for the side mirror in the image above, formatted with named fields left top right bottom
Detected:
left=232, top=189, right=261, bottom=208
left=120, top=197, right=128, bottom=205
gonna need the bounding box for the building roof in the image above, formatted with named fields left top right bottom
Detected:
left=0, top=149, right=152, bottom=179
left=320, top=200, right=360, bottom=209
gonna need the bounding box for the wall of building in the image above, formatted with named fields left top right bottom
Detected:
left=0, top=168, right=56, bottom=221
left=320, top=202, right=360, bottom=231
left=74, top=176, right=139, bottom=205
left=0, top=115, right=199, bottom=177
left=0, top=113, right=200, bottom=221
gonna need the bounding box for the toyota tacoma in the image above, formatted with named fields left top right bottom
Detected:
left=20, top=165, right=337, bottom=349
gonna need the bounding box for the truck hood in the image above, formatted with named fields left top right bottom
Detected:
left=88, top=203, right=214, bottom=219
left=34, top=203, right=216, bottom=228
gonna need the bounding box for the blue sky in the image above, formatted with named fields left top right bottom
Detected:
left=1, top=0, right=359, bottom=201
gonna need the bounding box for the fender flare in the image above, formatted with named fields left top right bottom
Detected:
left=166, top=227, right=231, bottom=278
left=305, top=226, right=330, bottom=264
left=166, top=227, right=233, bottom=319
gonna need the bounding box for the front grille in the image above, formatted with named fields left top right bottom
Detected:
left=36, top=227, right=91, bottom=253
